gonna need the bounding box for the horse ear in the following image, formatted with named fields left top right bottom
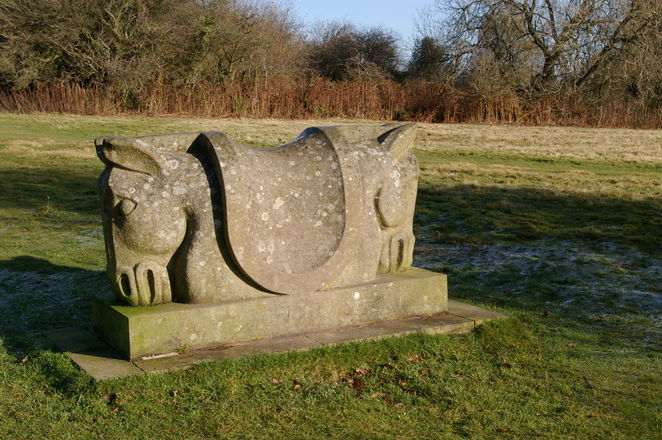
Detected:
left=95, top=136, right=165, bottom=176
left=377, top=123, right=417, bottom=159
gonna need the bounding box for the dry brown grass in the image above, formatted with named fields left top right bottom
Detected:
left=416, top=124, right=662, bottom=164
left=1, top=79, right=659, bottom=129
left=420, top=161, right=661, bottom=200
left=4, top=111, right=658, bottom=203
left=4, top=112, right=660, bottom=164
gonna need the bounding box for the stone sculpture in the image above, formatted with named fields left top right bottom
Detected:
left=93, top=123, right=450, bottom=360
left=96, top=123, right=419, bottom=306
left=47, top=121, right=499, bottom=372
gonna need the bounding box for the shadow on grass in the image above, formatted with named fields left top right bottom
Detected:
left=0, top=256, right=105, bottom=351
left=414, top=183, right=661, bottom=351
left=416, top=184, right=662, bottom=254
left=0, top=257, right=102, bottom=393
left=0, top=182, right=659, bottom=388
left=0, top=166, right=100, bottom=216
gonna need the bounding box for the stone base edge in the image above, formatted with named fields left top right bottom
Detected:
left=45, top=300, right=505, bottom=381
left=93, top=267, right=448, bottom=359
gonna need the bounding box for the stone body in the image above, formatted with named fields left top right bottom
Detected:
left=96, top=123, right=419, bottom=306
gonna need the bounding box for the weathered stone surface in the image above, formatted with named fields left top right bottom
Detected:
left=96, top=123, right=418, bottom=306
left=58, top=299, right=502, bottom=380
left=88, top=123, right=473, bottom=359
left=447, top=300, right=506, bottom=325
left=93, top=268, right=447, bottom=359
left=44, top=328, right=143, bottom=381
left=303, top=313, right=475, bottom=347
left=67, top=350, right=144, bottom=381
left=133, top=334, right=322, bottom=373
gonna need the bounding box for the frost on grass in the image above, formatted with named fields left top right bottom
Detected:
left=414, top=218, right=662, bottom=326
left=0, top=268, right=104, bottom=346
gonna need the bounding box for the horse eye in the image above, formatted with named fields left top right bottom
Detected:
left=118, top=199, right=137, bottom=216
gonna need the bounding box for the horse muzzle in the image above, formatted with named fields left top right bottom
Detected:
left=115, top=261, right=172, bottom=306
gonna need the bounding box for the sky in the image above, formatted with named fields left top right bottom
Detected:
left=287, top=0, right=434, bottom=52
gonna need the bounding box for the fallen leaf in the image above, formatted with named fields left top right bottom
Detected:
left=406, top=354, right=425, bottom=363
left=382, top=362, right=399, bottom=370
left=20, top=356, right=28, bottom=364
left=354, top=368, right=370, bottom=376
left=293, top=384, right=302, bottom=390
left=394, top=402, right=404, bottom=408
left=568, top=343, right=577, bottom=348
left=270, top=378, right=280, bottom=384
left=370, top=392, right=382, bottom=399
left=170, top=390, right=179, bottom=397
left=398, top=381, right=408, bottom=387
left=351, top=379, right=365, bottom=394
left=485, top=345, right=493, bottom=351
left=110, top=407, right=119, bottom=414
left=419, top=369, right=429, bottom=376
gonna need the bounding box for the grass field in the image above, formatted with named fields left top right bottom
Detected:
left=0, top=112, right=660, bottom=439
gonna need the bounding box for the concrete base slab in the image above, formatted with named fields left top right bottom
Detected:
left=444, top=300, right=505, bottom=325
left=45, top=328, right=144, bottom=380
left=93, top=268, right=448, bottom=359
left=46, top=300, right=505, bottom=381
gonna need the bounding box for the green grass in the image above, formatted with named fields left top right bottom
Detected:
left=0, top=112, right=660, bottom=439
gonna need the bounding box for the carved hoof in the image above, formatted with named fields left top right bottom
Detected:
left=380, top=230, right=415, bottom=273
left=115, top=261, right=172, bottom=306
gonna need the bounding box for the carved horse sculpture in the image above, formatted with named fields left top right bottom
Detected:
left=96, top=124, right=419, bottom=306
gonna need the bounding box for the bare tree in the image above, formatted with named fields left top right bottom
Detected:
left=574, top=0, right=661, bottom=108
left=0, top=0, right=303, bottom=90
left=356, top=27, right=401, bottom=78
left=422, top=0, right=660, bottom=94
left=186, top=0, right=303, bottom=83
left=306, top=22, right=401, bottom=81
left=407, top=36, right=455, bottom=80
left=306, top=22, right=359, bottom=81
left=0, top=0, right=199, bottom=93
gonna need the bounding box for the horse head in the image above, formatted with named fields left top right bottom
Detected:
left=96, top=136, right=188, bottom=306
left=374, top=123, right=419, bottom=272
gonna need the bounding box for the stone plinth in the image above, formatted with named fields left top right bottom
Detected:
left=93, top=267, right=447, bottom=359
